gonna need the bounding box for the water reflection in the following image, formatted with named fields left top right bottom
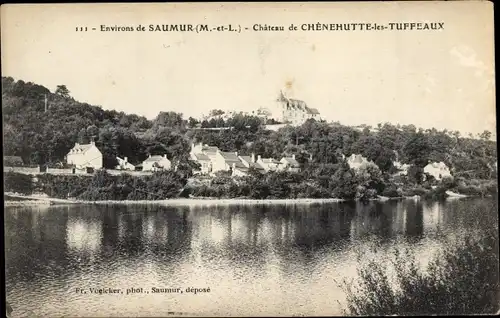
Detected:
left=4, top=198, right=497, bottom=317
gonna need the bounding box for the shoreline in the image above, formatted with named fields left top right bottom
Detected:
left=4, top=192, right=479, bottom=208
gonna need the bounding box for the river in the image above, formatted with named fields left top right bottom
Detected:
left=4, top=198, right=498, bottom=317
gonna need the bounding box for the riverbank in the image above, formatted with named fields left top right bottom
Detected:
left=4, top=192, right=347, bottom=207
left=4, top=192, right=479, bottom=208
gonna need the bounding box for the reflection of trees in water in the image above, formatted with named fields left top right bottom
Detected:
left=440, top=199, right=498, bottom=232
left=404, top=201, right=424, bottom=242
left=350, top=202, right=395, bottom=242
left=106, top=206, right=194, bottom=262
left=190, top=204, right=356, bottom=271
left=349, top=201, right=426, bottom=243
left=194, top=205, right=270, bottom=269
left=5, top=207, right=70, bottom=283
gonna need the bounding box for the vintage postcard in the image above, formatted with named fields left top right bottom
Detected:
left=2, top=1, right=498, bottom=317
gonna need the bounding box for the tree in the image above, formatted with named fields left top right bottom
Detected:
left=403, top=132, right=431, bottom=168
left=55, top=85, right=71, bottom=98
left=188, top=117, right=199, bottom=128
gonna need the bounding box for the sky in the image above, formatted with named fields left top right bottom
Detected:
left=1, top=2, right=496, bottom=136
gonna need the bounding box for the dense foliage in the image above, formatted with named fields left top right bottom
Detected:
left=3, top=172, right=34, bottom=194
left=31, top=170, right=190, bottom=201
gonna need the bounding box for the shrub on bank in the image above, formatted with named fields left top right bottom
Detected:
left=36, top=169, right=189, bottom=201
left=4, top=172, right=34, bottom=194
left=341, top=227, right=499, bottom=315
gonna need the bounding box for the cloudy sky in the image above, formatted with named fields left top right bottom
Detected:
left=1, top=2, right=495, bottom=136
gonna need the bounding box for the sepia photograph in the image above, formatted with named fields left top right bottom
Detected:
left=2, top=2, right=498, bottom=317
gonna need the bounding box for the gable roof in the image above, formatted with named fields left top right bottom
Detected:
left=69, top=143, right=93, bottom=154
left=306, top=107, right=320, bottom=115
left=202, top=146, right=219, bottom=154
left=220, top=152, right=246, bottom=168
left=239, top=156, right=266, bottom=170
left=260, top=157, right=281, bottom=164
left=143, top=155, right=169, bottom=163
left=282, top=157, right=300, bottom=167
left=4, top=156, right=23, bottom=164
left=348, top=154, right=367, bottom=164
left=239, top=155, right=252, bottom=164
left=193, top=153, right=210, bottom=161
left=219, top=151, right=240, bottom=162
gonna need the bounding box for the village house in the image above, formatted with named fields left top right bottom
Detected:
left=190, top=142, right=219, bottom=161
left=393, top=161, right=411, bottom=176
left=274, top=91, right=321, bottom=126
left=346, top=154, right=374, bottom=171
left=141, top=154, right=171, bottom=172
left=190, top=152, right=212, bottom=174
left=424, top=161, right=452, bottom=181
left=189, top=142, right=220, bottom=174
left=279, top=154, right=301, bottom=173
left=66, top=141, right=103, bottom=171
left=115, top=156, right=135, bottom=171
left=238, top=153, right=266, bottom=175
left=256, top=155, right=282, bottom=172
left=213, top=151, right=247, bottom=174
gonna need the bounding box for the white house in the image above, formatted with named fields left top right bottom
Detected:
left=279, top=154, right=301, bottom=173
left=213, top=151, right=247, bottom=173
left=393, top=161, right=411, bottom=176
left=256, top=155, right=282, bottom=172
left=142, top=154, right=172, bottom=172
left=346, top=154, right=373, bottom=171
left=66, top=141, right=103, bottom=170
left=189, top=142, right=219, bottom=173
left=190, top=152, right=212, bottom=174
left=424, top=162, right=452, bottom=181
left=238, top=154, right=266, bottom=175
left=115, top=157, right=135, bottom=171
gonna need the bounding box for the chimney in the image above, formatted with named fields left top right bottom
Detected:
left=164, top=154, right=168, bottom=159
left=234, top=151, right=238, bottom=157
left=75, top=142, right=79, bottom=147
left=292, top=154, right=296, bottom=160
left=124, top=157, right=128, bottom=163
left=257, top=155, right=262, bottom=161
left=149, top=154, right=151, bottom=158
left=251, top=153, right=255, bottom=163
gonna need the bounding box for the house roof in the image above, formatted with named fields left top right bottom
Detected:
left=282, top=157, right=300, bottom=167
left=234, top=166, right=249, bottom=173
left=306, top=107, right=320, bottom=115
left=260, top=158, right=281, bottom=164
left=193, top=153, right=210, bottom=161
left=240, top=156, right=266, bottom=170
left=348, top=154, right=367, bottom=164
left=220, top=152, right=246, bottom=168
left=239, top=156, right=252, bottom=164
left=426, top=162, right=449, bottom=169
left=144, top=155, right=169, bottom=163
left=202, top=146, right=219, bottom=154
left=4, top=156, right=23, bottom=164
left=70, top=143, right=93, bottom=154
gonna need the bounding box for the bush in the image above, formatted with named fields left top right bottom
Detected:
left=4, top=172, right=34, bottom=194
left=341, top=229, right=499, bottom=315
